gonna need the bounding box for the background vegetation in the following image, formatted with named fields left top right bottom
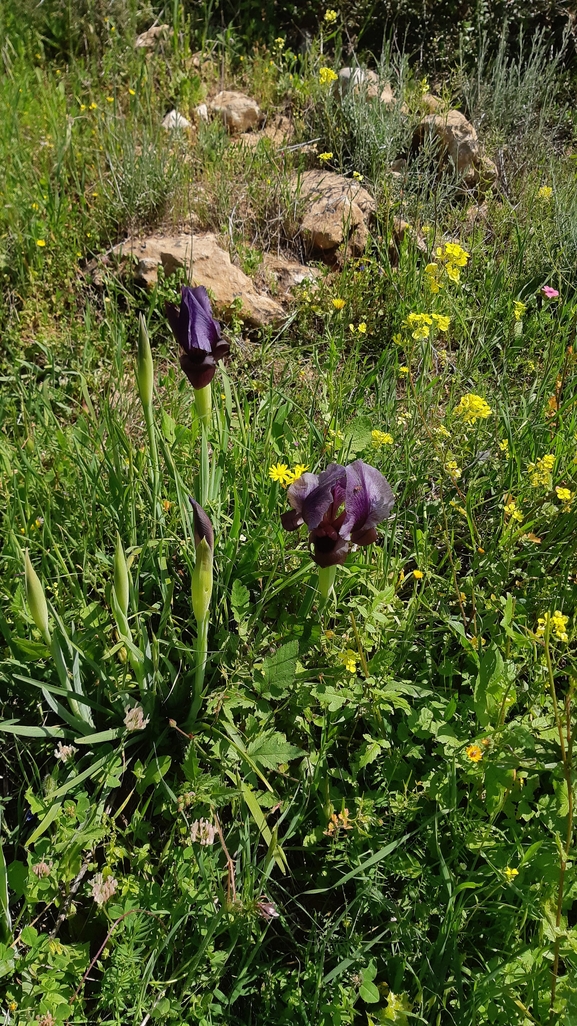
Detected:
left=1, top=2, right=577, bottom=1024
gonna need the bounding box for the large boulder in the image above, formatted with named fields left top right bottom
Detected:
left=161, top=109, right=192, bottom=131
left=93, top=234, right=285, bottom=327
left=135, top=24, right=169, bottom=48
left=209, top=91, right=261, bottom=135
left=292, top=170, right=376, bottom=260
left=413, top=109, right=479, bottom=176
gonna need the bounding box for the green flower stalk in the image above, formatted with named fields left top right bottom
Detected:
left=136, top=314, right=161, bottom=523
left=187, top=498, right=214, bottom=726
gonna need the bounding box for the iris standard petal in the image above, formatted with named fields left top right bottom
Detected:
left=286, top=472, right=320, bottom=516
left=181, top=287, right=219, bottom=353
left=340, top=461, right=395, bottom=540
left=301, top=463, right=347, bottom=529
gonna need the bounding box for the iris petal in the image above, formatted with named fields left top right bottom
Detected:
left=301, top=464, right=346, bottom=529
left=340, top=461, right=395, bottom=540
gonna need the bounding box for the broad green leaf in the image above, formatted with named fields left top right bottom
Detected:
left=246, top=730, right=304, bottom=770
left=259, top=640, right=298, bottom=698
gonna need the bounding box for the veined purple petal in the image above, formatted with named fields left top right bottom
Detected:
left=181, top=287, right=220, bottom=353
left=301, top=463, right=346, bottom=529
left=286, top=472, right=320, bottom=518
left=188, top=285, right=216, bottom=321
left=340, top=461, right=394, bottom=540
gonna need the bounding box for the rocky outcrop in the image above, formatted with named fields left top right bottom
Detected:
left=135, top=24, right=169, bottom=48
left=412, top=109, right=498, bottom=192
left=209, top=91, right=261, bottom=135
left=91, top=234, right=286, bottom=327
left=336, top=67, right=396, bottom=104
left=161, top=109, right=192, bottom=131
left=292, top=170, right=376, bottom=261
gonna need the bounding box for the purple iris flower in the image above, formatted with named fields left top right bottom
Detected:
left=281, top=460, right=394, bottom=567
left=166, top=286, right=230, bottom=390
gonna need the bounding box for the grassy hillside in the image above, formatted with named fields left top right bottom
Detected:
left=1, top=6, right=577, bottom=1025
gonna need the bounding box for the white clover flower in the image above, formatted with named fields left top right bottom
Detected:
left=123, top=705, right=149, bottom=731
left=54, top=741, right=78, bottom=763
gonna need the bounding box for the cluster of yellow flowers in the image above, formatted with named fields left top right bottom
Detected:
left=513, top=300, right=526, bottom=321
left=324, top=8, right=338, bottom=23
left=555, top=485, right=573, bottom=511
left=455, top=393, right=492, bottom=424
left=504, top=499, right=523, bottom=523
left=341, top=649, right=358, bottom=673
left=537, top=185, right=553, bottom=202
left=319, top=67, right=338, bottom=85
left=349, top=321, right=367, bottom=334
left=426, top=242, right=470, bottom=290
left=445, top=459, right=462, bottom=480
left=372, top=430, right=394, bottom=447
left=536, top=610, right=569, bottom=642
left=268, top=463, right=309, bottom=487
left=528, top=453, right=555, bottom=487
left=404, top=312, right=451, bottom=339
left=319, top=151, right=333, bottom=162
left=332, top=298, right=345, bottom=310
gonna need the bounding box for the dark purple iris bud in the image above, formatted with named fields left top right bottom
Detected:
left=281, top=460, right=394, bottom=568
left=166, top=286, right=230, bottom=390
left=189, top=497, right=214, bottom=554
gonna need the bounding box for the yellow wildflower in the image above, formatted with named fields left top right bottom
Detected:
left=466, top=744, right=483, bottom=762
left=499, top=439, right=509, bottom=455
left=503, top=866, right=519, bottom=881
left=285, top=464, right=309, bottom=485
left=528, top=453, right=555, bottom=487
left=90, top=102, right=97, bottom=109
left=319, top=151, right=333, bottom=161
left=372, top=430, right=393, bottom=447
left=413, top=569, right=424, bottom=579
left=341, top=649, right=358, bottom=673
left=269, top=463, right=292, bottom=486
left=432, top=313, right=451, bottom=332
left=392, top=332, right=403, bottom=345
left=405, top=312, right=433, bottom=339
left=455, top=393, right=492, bottom=424
left=319, top=67, right=338, bottom=85
left=445, top=460, right=462, bottom=480
left=425, top=263, right=443, bottom=293
left=537, top=185, right=553, bottom=201
left=36, top=239, right=46, bottom=247
left=513, top=300, right=526, bottom=321
left=357, top=322, right=367, bottom=334
left=352, top=170, right=364, bottom=181
left=129, top=88, right=135, bottom=96
left=555, top=485, right=573, bottom=508
left=504, top=499, right=523, bottom=522
left=332, top=298, right=345, bottom=310
left=437, top=241, right=470, bottom=267
left=436, top=424, right=451, bottom=438
left=106, top=95, right=114, bottom=103
left=324, top=8, right=338, bottom=23
left=399, top=366, right=409, bottom=375
left=536, top=610, right=569, bottom=642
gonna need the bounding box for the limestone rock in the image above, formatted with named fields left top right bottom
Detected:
left=237, top=115, right=294, bottom=148
left=336, top=67, right=395, bottom=104
left=210, top=91, right=261, bottom=134
left=259, top=253, right=321, bottom=295
left=161, top=109, right=192, bottom=131
left=421, top=93, right=442, bottom=114
left=97, top=234, right=285, bottom=327
left=135, top=24, right=169, bottom=48
left=195, top=103, right=209, bottom=123
left=414, top=109, right=479, bottom=176
left=293, top=170, right=375, bottom=259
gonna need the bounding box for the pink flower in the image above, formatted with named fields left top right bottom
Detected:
left=541, top=286, right=559, bottom=299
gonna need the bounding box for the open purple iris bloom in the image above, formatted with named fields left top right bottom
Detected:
left=281, top=460, right=394, bottom=567
left=166, top=286, right=230, bottom=390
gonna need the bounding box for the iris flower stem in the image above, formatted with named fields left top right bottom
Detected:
left=186, top=613, right=209, bottom=728
left=143, top=405, right=162, bottom=531
left=318, top=565, right=337, bottom=604
left=194, top=383, right=212, bottom=427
